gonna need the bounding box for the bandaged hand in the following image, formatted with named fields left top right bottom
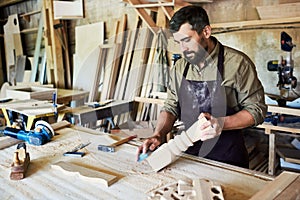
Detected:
left=198, top=113, right=224, bottom=141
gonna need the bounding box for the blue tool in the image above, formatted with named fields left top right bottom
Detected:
left=52, top=92, right=57, bottom=116
left=138, top=153, right=149, bottom=162
left=63, top=142, right=91, bottom=157
left=2, top=121, right=54, bottom=145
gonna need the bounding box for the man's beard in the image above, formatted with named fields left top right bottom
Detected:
left=183, top=49, right=207, bottom=65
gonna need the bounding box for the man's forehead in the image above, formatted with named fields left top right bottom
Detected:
left=173, top=23, right=195, bottom=40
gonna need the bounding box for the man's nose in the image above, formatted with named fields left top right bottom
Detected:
left=180, top=42, right=188, bottom=52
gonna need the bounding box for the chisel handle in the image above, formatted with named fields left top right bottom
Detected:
left=111, top=135, right=137, bottom=147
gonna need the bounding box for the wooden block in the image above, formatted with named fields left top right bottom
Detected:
left=6, top=86, right=56, bottom=101
left=53, top=0, right=84, bottom=20
left=50, top=120, right=71, bottom=131
left=186, top=117, right=214, bottom=142
left=10, top=143, right=30, bottom=180
left=146, top=130, right=195, bottom=171
left=15, top=55, right=27, bottom=83
left=149, top=178, right=224, bottom=200
left=250, top=171, right=299, bottom=199
left=146, top=143, right=176, bottom=172
left=193, top=179, right=224, bottom=200
left=274, top=176, right=300, bottom=200
left=168, top=138, right=182, bottom=155
left=3, top=14, right=23, bottom=83
left=0, top=137, right=22, bottom=150
left=51, top=161, right=120, bottom=187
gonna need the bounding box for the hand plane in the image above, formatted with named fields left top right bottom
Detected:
left=10, top=143, right=30, bottom=180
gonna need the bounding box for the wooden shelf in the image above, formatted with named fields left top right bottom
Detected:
left=212, top=17, right=300, bottom=30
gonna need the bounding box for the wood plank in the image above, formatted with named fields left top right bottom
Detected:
left=0, top=137, right=22, bottom=150
left=3, top=14, right=23, bottom=84
left=116, top=18, right=140, bottom=100
left=51, top=161, right=120, bottom=187
left=127, top=0, right=158, bottom=34
left=44, top=0, right=65, bottom=88
left=88, top=47, right=106, bottom=102
left=42, top=0, right=54, bottom=84
left=212, top=17, right=300, bottom=30
left=135, top=35, right=157, bottom=121
left=274, top=176, right=300, bottom=200
left=73, top=22, right=104, bottom=94
left=267, top=105, right=300, bottom=116
left=100, top=44, right=122, bottom=101
left=124, top=26, right=153, bottom=100
left=30, top=10, right=44, bottom=82
left=257, top=123, right=300, bottom=134
left=134, top=96, right=165, bottom=105
left=15, top=55, right=26, bottom=83
left=53, top=0, right=83, bottom=20
left=250, top=172, right=299, bottom=200
left=113, top=15, right=128, bottom=99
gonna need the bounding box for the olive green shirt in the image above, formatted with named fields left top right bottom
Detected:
left=162, top=39, right=267, bottom=126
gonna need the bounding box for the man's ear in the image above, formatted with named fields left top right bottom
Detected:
left=202, top=25, right=211, bottom=39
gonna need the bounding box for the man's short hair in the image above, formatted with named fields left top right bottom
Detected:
left=169, top=6, right=210, bottom=34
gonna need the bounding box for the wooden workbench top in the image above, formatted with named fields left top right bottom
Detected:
left=0, top=125, right=297, bottom=199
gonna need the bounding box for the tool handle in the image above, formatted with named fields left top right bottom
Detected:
left=111, top=135, right=137, bottom=147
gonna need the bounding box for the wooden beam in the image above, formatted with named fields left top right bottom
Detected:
left=51, top=161, right=121, bottom=187
left=134, top=96, right=165, bottom=105
left=128, top=0, right=158, bottom=34
left=44, top=0, right=65, bottom=88
left=0, top=0, right=24, bottom=7
left=212, top=17, right=300, bottom=30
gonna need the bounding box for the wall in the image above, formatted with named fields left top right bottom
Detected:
left=202, top=0, right=300, bottom=101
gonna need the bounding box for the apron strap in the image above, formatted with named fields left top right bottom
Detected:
left=217, top=42, right=224, bottom=79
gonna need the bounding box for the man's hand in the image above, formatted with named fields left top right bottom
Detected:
left=136, top=134, right=162, bottom=161
left=198, top=113, right=224, bottom=141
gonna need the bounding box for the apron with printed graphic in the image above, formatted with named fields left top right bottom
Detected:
left=178, top=43, right=249, bottom=168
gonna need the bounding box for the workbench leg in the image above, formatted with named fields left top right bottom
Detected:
left=1, top=108, right=11, bottom=127
left=268, top=132, right=276, bottom=175
left=26, top=117, right=35, bottom=131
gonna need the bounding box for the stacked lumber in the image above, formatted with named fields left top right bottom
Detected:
left=2, top=1, right=70, bottom=88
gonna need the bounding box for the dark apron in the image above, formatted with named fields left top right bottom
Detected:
left=178, top=43, right=249, bottom=168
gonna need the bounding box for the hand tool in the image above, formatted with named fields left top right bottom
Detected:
left=138, top=151, right=151, bottom=162
left=1, top=120, right=54, bottom=145
left=52, top=91, right=58, bottom=116
left=86, top=99, right=114, bottom=108
left=10, top=142, right=30, bottom=180
left=98, top=135, right=137, bottom=153
left=63, top=142, right=91, bottom=157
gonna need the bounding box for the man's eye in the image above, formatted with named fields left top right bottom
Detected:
left=183, top=38, right=191, bottom=43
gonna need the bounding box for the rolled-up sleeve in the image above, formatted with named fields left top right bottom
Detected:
left=236, top=57, right=267, bottom=126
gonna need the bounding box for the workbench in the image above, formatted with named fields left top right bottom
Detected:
left=0, top=99, right=65, bottom=130
left=56, top=88, right=89, bottom=106
left=68, top=100, right=133, bottom=127
left=257, top=105, right=300, bottom=175
left=0, top=125, right=299, bottom=199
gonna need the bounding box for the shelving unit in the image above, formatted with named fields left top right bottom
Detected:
left=212, top=17, right=300, bottom=33
left=257, top=105, right=300, bottom=175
